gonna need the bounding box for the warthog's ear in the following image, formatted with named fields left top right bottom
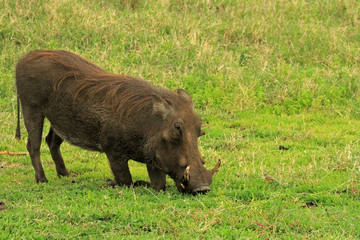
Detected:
left=177, top=89, right=193, bottom=107
left=152, top=94, right=171, bottom=119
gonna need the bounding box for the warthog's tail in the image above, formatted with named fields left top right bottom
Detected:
left=15, top=94, right=21, bottom=140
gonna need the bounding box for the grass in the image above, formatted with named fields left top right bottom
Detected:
left=1, top=0, right=360, bottom=238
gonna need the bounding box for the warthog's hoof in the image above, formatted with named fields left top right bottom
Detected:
left=57, top=169, right=70, bottom=178
left=133, top=180, right=151, bottom=188
left=0, top=201, right=6, bottom=211
left=36, top=176, right=48, bottom=183
left=106, top=179, right=117, bottom=188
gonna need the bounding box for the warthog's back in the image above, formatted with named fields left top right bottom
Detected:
left=15, top=50, right=173, bottom=151
left=15, top=50, right=111, bottom=151
left=16, top=50, right=106, bottom=108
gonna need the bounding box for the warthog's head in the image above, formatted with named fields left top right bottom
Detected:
left=152, top=89, right=221, bottom=195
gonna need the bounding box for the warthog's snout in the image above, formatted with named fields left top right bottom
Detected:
left=193, top=185, right=211, bottom=195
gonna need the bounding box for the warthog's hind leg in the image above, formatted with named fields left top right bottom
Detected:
left=46, top=127, right=70, bottom=178
left=22, top=106, right=47, bottom=183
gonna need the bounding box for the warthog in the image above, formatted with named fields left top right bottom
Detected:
left=15, top=50, right=220, bottom=194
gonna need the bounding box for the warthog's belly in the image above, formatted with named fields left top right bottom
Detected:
left=52, top=125, right=103, bottom=152
left=44, top=102, right=103, bottom=152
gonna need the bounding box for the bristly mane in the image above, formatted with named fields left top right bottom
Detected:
left=32, top=50, right=173, bottom=120
left=64, top=73, right=166, bottom=120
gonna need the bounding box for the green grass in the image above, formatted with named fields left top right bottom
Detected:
left=1, top=0, right=360, bottom=238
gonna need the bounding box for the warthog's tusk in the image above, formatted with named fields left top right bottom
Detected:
left=184, top=165, right=190, bottom=182
left=211, top=159, right=221, bottom=175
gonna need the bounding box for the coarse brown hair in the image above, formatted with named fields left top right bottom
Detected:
left=30, top=50, right=173, bottom=120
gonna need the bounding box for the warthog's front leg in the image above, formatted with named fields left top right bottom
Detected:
left=147, top=164, right=166, bottom=190
left=106, top=152, right=132, bottom=186
left=134, top=164, right=166, bottom=191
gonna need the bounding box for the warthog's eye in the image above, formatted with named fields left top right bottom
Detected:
left=168, top=122, right=182, bottom=142
left=174, top=122, right=182, bottom=131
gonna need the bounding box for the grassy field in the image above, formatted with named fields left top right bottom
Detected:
left=1, top=0, right=360, bottom=238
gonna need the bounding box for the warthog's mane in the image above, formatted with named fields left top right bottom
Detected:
left=31, top=50, right=173, bottom=120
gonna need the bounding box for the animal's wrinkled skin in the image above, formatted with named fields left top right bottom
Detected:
left=15, top=50, right=220, bottom=194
